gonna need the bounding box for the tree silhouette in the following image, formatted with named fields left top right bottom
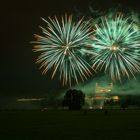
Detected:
left=63, top=89, right=85, bottom=110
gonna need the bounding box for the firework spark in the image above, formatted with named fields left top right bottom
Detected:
left=91, top=13, right=140, bottom=81
left=33, top=15, right=95, bottom=86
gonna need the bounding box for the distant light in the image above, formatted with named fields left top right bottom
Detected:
left=112, top=96, right=119, bottom=100
left=17, top=98, right=44, bottom=102
left=89, top=106, right=93, bottom=109
left=99, top=106, right=103, bottom=109
left=95, top=96, right=106, bottom=99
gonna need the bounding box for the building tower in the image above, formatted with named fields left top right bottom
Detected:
left=94, top=83, right=113, bottom=109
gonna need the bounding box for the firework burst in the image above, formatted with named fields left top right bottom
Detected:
left=91, top=13, right=140, bottom=81
left=33, top=15, right=95, bottom=86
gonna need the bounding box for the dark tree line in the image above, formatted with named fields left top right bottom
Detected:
left=120, top=95, right=140, bottom=108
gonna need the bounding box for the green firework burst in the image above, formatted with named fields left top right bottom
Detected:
left=91, top=13, right=140, bottom=81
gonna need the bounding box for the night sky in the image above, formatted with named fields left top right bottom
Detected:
left=1, top=0, right=140, bottom=97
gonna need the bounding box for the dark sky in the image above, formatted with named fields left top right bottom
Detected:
left=1, top=0, right=140, bottom=96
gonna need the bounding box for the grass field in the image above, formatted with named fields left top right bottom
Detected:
left=0, top=109, right=140, bottom=140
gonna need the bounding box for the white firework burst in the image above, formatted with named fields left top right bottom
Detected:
left=32, top=15, right=95, bottom=86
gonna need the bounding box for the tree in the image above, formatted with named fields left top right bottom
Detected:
left=120, top=96, right=129, bottom=110
left=63, top=89, right=85, bottom=110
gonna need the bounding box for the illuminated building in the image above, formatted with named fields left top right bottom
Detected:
left=85, top=83, right=115, bottom=109
left=94, top=83, right=113, bottom=109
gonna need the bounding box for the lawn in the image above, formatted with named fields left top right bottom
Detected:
left=0, top=109, right=140, bottom=140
